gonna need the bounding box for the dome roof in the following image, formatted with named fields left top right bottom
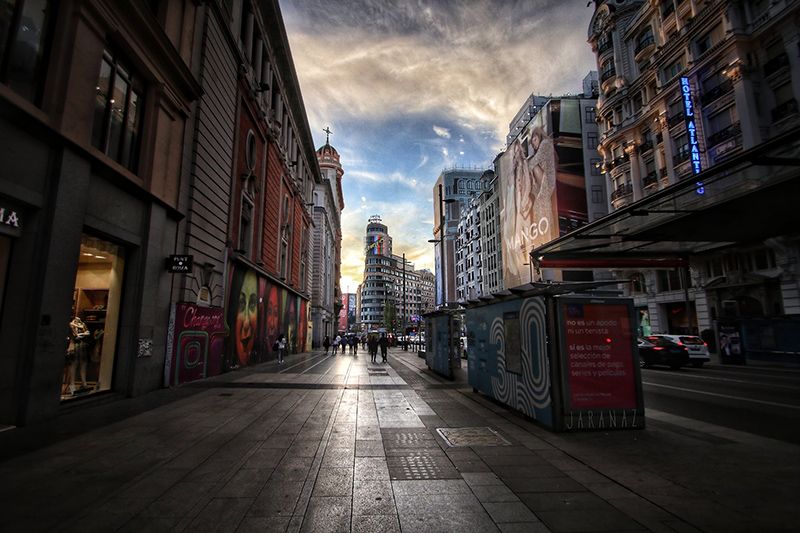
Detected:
left=316, top=142, right=339, bottom=158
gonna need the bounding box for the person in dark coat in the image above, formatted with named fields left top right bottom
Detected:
left=378, top=333, right=389, bottom=363
left=368, top=335, right=378, bottom=363
left=323, top=335, right=330, bottom=355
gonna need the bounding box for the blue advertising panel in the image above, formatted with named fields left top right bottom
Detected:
left=426, top=314, right=454, bottom=378
left=466, top=296, right=553, bottom=427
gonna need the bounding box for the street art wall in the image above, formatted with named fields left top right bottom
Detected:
left=164, top=303, right=226, bottom=386
left=226, top=261, right=309, bottom=369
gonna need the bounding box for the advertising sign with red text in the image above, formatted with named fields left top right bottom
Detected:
left=165, top=303, right=226, bottom=386
left=561, top=301, right=637, bottom=410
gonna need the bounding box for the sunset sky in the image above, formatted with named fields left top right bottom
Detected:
left=280, top=0, right=597, bottom=292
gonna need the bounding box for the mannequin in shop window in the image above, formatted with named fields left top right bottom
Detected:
left=65, top=316, right=91, bottom=394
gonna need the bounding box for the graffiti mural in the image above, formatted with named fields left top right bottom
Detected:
left=165, top=303, right=226, bottom=386
left=226, top=262, right=310, bottom=367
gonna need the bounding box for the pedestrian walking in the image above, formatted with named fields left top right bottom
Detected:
left=366, top=335, right=375, bottom=363
left=323, top=335, right=330, bottom=355
left=277, top=333, right=287, bottom=364
left=362, top=335, right=367, bottom=350
left=352, top=336, right=358, bottom=357
left=333, top=335, right=341, bottom=355
left=379, top=333, right=388, bottom=363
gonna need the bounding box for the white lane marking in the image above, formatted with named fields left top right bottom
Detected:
left=644, top=371, right=799, bottom=390
left=642, top=381, right=800, bottom=410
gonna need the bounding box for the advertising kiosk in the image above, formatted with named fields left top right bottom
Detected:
left=423, top=309, right=463, bottom=379
left=465, top=283, right=645, bottom=432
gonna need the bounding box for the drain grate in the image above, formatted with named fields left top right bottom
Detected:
left=436, top=427, right=511, bottom=447
left=387, top=453, right=461, bottom=480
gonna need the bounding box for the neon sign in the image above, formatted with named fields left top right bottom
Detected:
left=680, top=77, right=702, bottom=176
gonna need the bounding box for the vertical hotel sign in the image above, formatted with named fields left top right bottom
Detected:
left=680, top=77, right=704, bottom=193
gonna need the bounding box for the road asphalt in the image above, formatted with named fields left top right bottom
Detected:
left=0, top=347, right=797, bottom=532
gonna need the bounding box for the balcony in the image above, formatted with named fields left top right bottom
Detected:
left=667, top=112, right=685, bottom=128
left=771, top=99, right=798, bottom=122
left=706, top=122, right=741, bottom=147
left=700, top=79, right=733, bottom=107
left=634, top=35, right=656, bottom=60
left=601, top=67, right=617, bottom=83
left=642, top=172, right=659, bottom=188
left=597, top=39, right=613, bottom=55
left=763, top=52, right=789, bottom=78
left=610, top=183, right=633, bottom=202
left=673, top=149, right=690, bottom=166
left=661, top=1, right=675, bottom=18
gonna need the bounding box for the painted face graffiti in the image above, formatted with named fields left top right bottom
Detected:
left=235, top=270, right=258, bottom=364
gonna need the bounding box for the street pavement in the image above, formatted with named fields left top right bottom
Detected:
left=1, top=347, right=798, bottom=532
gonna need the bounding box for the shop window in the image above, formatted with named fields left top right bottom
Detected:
left=0, top=0, right=55, bottom=103
left=62, top=234, right=124, bottom=400
left=91, top=50, right=144, bottom=172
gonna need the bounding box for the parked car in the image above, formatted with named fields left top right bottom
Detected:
left=647, top=334, right=710, bottom=367
left=638, top=337, right=689, bottom=369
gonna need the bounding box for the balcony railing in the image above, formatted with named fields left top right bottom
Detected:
left=667, top=112, right=685, bottom=128
left=598, top=39, right=613, bottom=55
left=634, top=35, right=656, bottom=56
left=642, top=172, right=659, bottom=188
left=771, top=98, right=798, bottom=122
left=673, top=150, right=691, bottom=165
left=601, top=67, right=617, bottom=83
left=706, top=122, right=741, bottom=147
left=763, top=52, right=789, bottom=78
left=610, top=183, right=633, bottom=201
left=700, top=79, right=734, bottom=107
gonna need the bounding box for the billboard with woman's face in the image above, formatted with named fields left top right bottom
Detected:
left=499, top=104, right=588, bottom=288
left=226, top=262, right=310, bottom=367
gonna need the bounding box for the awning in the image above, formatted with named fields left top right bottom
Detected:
left=532, top=126, right=800, bottom=269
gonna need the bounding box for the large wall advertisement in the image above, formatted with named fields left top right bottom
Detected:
left=226, top=262, right=309, bottom=369
left=499, top=100, right=589, bottom=288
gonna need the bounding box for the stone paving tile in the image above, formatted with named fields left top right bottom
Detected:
left=353, top=480, right=396, bottom=515
left=312, top=467, right=353, bottom=497
left=140, top=481, right=213, bottom=517
left=287, top=439, right=320, bottom=457
left=395, top=492, right=499, bottom=533
left=391, top=479, right=472, bottom=496
left=452, top=459, right=494, bottom=473
left=270, top=456, right=312, bottom=482
left=117, top=516, right=179, bottom=532
left=356, top=425, right=382, bottom=440
left=351, top=514, right=401, bottom=533
left=492, top=464, right=565, bottom=479
left=117, top=467, right=191, bottom=499
left=355, top=439, right=385, bottom=457
left=462, top=472, right=504, bottom=486
left=482, top=454, right=552, bottom=467
left=218, top=467, right=271, bottom=497
left=386, top=453, right=461, bottom=480
left=536, top=507, right=645, bottom=532
left=321, top=446, right=355, bottom=469
left=519, top=491, right=612, bottom=512
left=354, top=456, right=390, bottom=481
left=186, top=497, right=254, bottom=532
left=242, top=447, right=284, bottom=470
left=235, top=515, right=290, bottom=532
left=483, top=501, right=539, bottom=523
left=504, top=476, right=587, bottom=493
left=300, top=496, right=351, bottom=533
left=248, top=480, right=304, bottom=517
left=470, top=484, right=521, bottom=503
left=498, top=523, right=553, bottom=533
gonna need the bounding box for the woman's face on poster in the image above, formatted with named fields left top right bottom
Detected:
left=235, top=271, right=258, bottom=362
left=531, top=132, right=541, bottom=151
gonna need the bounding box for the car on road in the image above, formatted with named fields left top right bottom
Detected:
left=637, top=337, right=689, bottom=369
left=647, top=334, right=710, bottom=367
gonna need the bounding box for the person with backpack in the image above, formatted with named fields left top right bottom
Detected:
left=323, top=335, right=330, bottom=355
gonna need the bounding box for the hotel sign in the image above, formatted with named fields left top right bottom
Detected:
left=0, top=205, right=21, bottom=238
left=680, top=77, right=702, bottom=175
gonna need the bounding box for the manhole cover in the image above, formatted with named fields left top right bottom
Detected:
left=436, top=427, right=511, bottom=447
left=387, top=454, right=460, bottom=480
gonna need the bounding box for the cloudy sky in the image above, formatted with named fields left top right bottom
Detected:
left=279, top=0, right=597, bottom=292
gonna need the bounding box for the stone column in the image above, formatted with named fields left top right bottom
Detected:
left=629, top=147, right=643, bottom=201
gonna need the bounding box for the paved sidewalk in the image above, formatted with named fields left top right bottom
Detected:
left=1, top=348, right=798, bottom=532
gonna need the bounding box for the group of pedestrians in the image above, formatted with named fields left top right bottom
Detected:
left=322, top=333, right=388, bottom=363
left=322, top=334, right=360, bottom=356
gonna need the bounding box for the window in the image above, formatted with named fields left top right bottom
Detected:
left=279, top=195, right=291, bottom=279
left=0, top=0, right=55, bottom=102
left=591, top=185, right=603, bottom=203
left=584, top=106, right=596, bottom=123
left=662, top=57, right=684, bottom=82
left=587, top=133, right=598, bottom=150
left=238, top=186, right=254, bottom=254
left=696, top=25, right=720, bottom=56
left=92, top=50, right=144, bottom=172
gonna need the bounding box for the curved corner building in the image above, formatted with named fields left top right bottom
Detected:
left=360, top=216, right=393, bottom=329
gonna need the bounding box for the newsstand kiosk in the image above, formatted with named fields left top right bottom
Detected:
left=423, top=309, right=463, bottom=379
left=465, top=283, right=645, bottom=432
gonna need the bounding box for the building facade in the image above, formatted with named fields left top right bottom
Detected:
left=588, top=0, right=800, bottom=335
left=310, top=137, right=344, bottom=345
left=432, top=167, right=491, bottom=306
left=0, top=0, right=201, bottom=425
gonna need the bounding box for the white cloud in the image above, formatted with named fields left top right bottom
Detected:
left=433, top=125, right=451, bottom=138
